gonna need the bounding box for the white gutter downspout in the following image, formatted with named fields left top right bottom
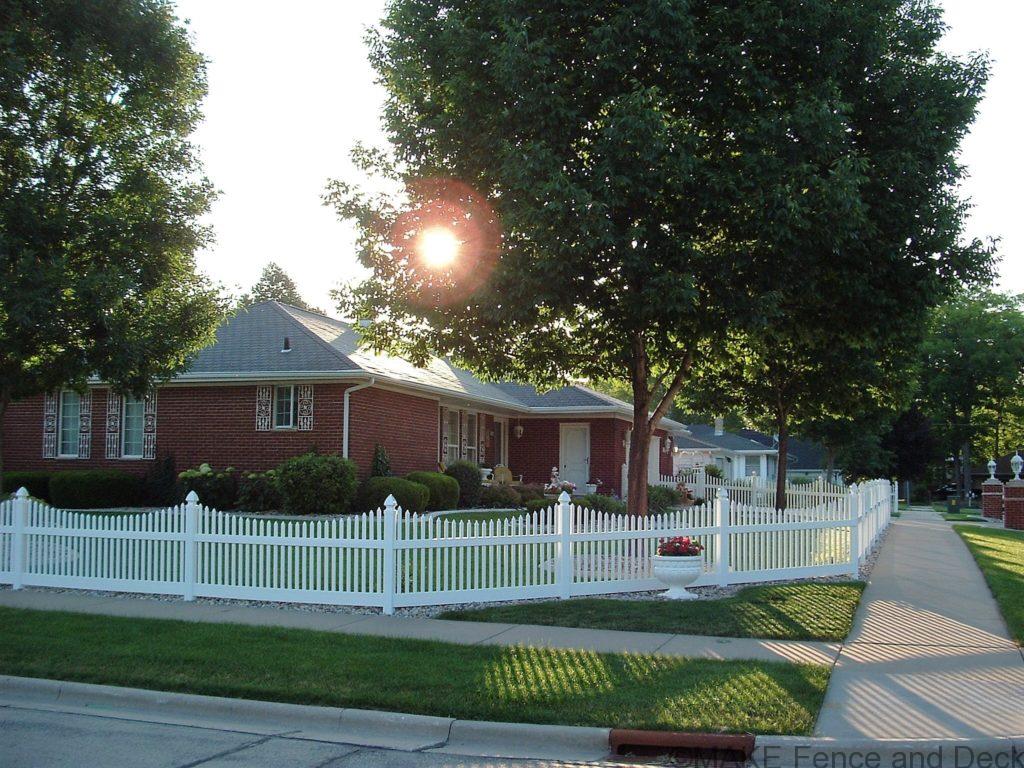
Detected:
left=343, top=377, right=375, bottom=459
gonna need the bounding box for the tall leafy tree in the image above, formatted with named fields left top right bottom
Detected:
left=920, top=291, right=1024, bottom=496
left=328, top=0, right=990, bottom=513
left=238, top=262, right=321, bottom=313
left=0, top=0, right=223, bottom=487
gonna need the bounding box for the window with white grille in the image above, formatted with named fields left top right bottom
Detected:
left=58, top=391, right=81, bottom=457
left=122, top=396, right=145, bottom=458
left=274, top=385, right=297, bottom=428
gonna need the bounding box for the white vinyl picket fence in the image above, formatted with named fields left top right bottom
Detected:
left=0, top=479, right=893, bottom=614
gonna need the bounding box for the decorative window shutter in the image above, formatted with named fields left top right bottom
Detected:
left=256, top=385, right=272, bottom=431
left=77, top=390, right=92, bottom=458
left=439, top=407, right=449, bottom=460
left=42, top=391, right=58, bottom=458
left=459, top=412, right=467, bottom=459
left=297, top=385, right=314, bottom=431
left=106, top=391, right=123, bottom=458
left=142, top=390, right=157, bottom=459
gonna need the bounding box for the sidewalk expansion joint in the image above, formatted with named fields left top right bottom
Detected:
left=471, top=626, right=516, bottom=645
left=652, top=634, right=677, bottom=654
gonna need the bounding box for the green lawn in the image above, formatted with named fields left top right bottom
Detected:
left=434, top=509, right=534, bottom=524
left=440, top=582, right=865, bottom=642
left=955, top=526, right=1024, bottom=645
left=0, top=607, right=828, bottom=735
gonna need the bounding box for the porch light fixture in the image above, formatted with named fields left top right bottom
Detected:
left=1012, top=452, right=1023, bottom=481
left=987, top=459, right=997, bottom=479
left=514, top=424, right=524, bottom=439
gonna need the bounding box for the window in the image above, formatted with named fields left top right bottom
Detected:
left=464, top=412, right=478, bottom=463
left=58, top=391, right=81, bottom=457
left=122, top=396, right=145, bottom=458
left=445, top=410, right=460, bottom=464
left=274, top=385, right=297, bottom=428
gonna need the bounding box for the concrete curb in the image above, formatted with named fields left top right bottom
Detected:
left=0, top=675, right=608, bottom=761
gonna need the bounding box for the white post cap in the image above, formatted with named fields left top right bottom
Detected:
left=185, top=490, right=199, bottom=502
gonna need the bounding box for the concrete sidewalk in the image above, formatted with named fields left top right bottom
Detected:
left=0, top=586, right=839, bottom=665
left=814, top=506, right=1024, bottom=739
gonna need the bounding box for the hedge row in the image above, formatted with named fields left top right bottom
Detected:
left=2, top=470, right=142, bottom=509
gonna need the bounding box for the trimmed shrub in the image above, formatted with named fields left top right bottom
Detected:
left=237, top=469, right=282, bottom=512
left=357, top=476, right=429, bottom=514
left=50, top=470, right=140, bottom=509
left=178, top=464, right=237, bottom=510
left=444, top=460, right=483, bottom=508
left=647, top=484, right=683, bottom=514
left=277, top=453, right=358, bottom=516
left=524, top=497, right=555, bottom=515
left=141, top=455, right=178, bottom=506
left=703, top=464, right=724, bottom=480
left=406, top=471, right=459, bottom=511
left=479, top=484, right=522, bottom=509
left=578, top=493, right=626, bottom=515
left=2, top=471, right=54, bottom=500
left=516, top=483, right=547, bottom=502
left=371, top=444, right=391, bottom=477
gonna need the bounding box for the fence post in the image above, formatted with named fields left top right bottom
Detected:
left=182, top=491, right=199, bottom=601
left=714, top=487, right=730, bottom=586
left=848, top=484, right=860, bottom=577
left=891, top=479, right=898, bottom=524
left=11, top=487, right=29, bottom=590
left=557, top=491, right=573, bottom=599
left=382, top=494, right=398, bottom=615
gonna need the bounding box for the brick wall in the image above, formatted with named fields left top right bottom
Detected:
left=346, top=387, right=440, bottom=478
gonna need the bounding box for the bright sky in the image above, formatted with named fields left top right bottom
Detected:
left=176, top=0, right=1023, bottom=313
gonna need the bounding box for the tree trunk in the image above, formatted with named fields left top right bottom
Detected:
left=825, top=446, right=835, bottom=484
left=961, top=440, right=972, bottom=502
left=774, top=418, right=789, bottom=511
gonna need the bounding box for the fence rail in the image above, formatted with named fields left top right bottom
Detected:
left=0, top=479, right=893, bottom=614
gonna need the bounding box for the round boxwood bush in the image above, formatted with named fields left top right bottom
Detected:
left=647, top=484, right=683, bottom=514
left=444, top=460, right=483, bottom=508
left=405, top=471, right=459, bottom=511
left=178, top=463, right=237, bottom=510
left=356, top=476, right=429, bottom=514
left=236, top=469, right=282, bottom=512
left=277, top=453, right=358, bottom=515
left=578, top=493, right=626, bottom=515
left=479, top=484, right=522, bottom=509
left=2, top=471, right=54, bottom=500
left=50, top=470, right=140, bottom=509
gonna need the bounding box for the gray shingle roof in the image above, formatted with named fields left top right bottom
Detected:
left=684, top=424, right=776, bottom=452
left=673, top=434, right=719, bottom=450
left=181, top=302, right=662, bottom=420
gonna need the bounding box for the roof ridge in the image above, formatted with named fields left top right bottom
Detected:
left=268, top=302, right=362, bottom=372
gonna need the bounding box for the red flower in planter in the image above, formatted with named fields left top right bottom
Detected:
left=657, top=536, right=704, bottom=557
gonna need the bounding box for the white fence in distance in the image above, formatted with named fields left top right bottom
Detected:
left=0, top=480, right=893, bottom=614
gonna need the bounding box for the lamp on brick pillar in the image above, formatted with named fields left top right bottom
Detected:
left=981, top=458, right=1004, bottom=520
left=1005, top=452, right=1024, bottom=531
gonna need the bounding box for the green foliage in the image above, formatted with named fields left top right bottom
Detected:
left=956, top=528, right=1024, bottom=645
left=2, top=471, right=54, bottom=500
left=578, top=493, right=626, bottom=516
left=371, top=444, right=392, bottom=477
left=141, top=455, right=178, bottom=506
left=647, top=485, right=683, bottom=514
left=237, top=470, right=282, bottom=512
left=405, top=471, right=459, bottom=510
left=444, top=461, right=483, bottom=508
left=479, top=484, right=522, bottom=509
left=524, top=497, right=554, bottom=515
left=178, top=464, right=237, bottom=511
left=515, top=483, right=547, bottom=502
left=0, top=0, right=225, bottom=484
left=50, top=470, right=140, bottom=509
left=702, top=465, right=724, bottom=480
left=327, top=0, right=991, bottom=514
left=238, top=262, right=321, bottom=313
left=356, top=476, right=429, bottom=514
left=276, top=453, right=358, bottom=516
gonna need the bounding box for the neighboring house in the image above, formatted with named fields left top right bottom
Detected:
left=736, top=429, right=843, bottom=483
left=672, top=419, right=778, bottom=481
left=1, top=302, right=679, bottom=498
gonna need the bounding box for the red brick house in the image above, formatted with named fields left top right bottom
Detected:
left=1, top=302, right=679, bottom=497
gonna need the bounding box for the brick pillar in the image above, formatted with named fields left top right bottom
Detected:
left=982, top=478, right=1004, bottom=519
left=1005, top=479, right=1024, bottom=531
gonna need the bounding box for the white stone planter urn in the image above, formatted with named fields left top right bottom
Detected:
left=652, top=554, right=704, bottom=600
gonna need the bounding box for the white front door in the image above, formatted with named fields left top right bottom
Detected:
left=648, top=436, right=661, bottom=483
left=559, top=423, right=590, bottom=490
